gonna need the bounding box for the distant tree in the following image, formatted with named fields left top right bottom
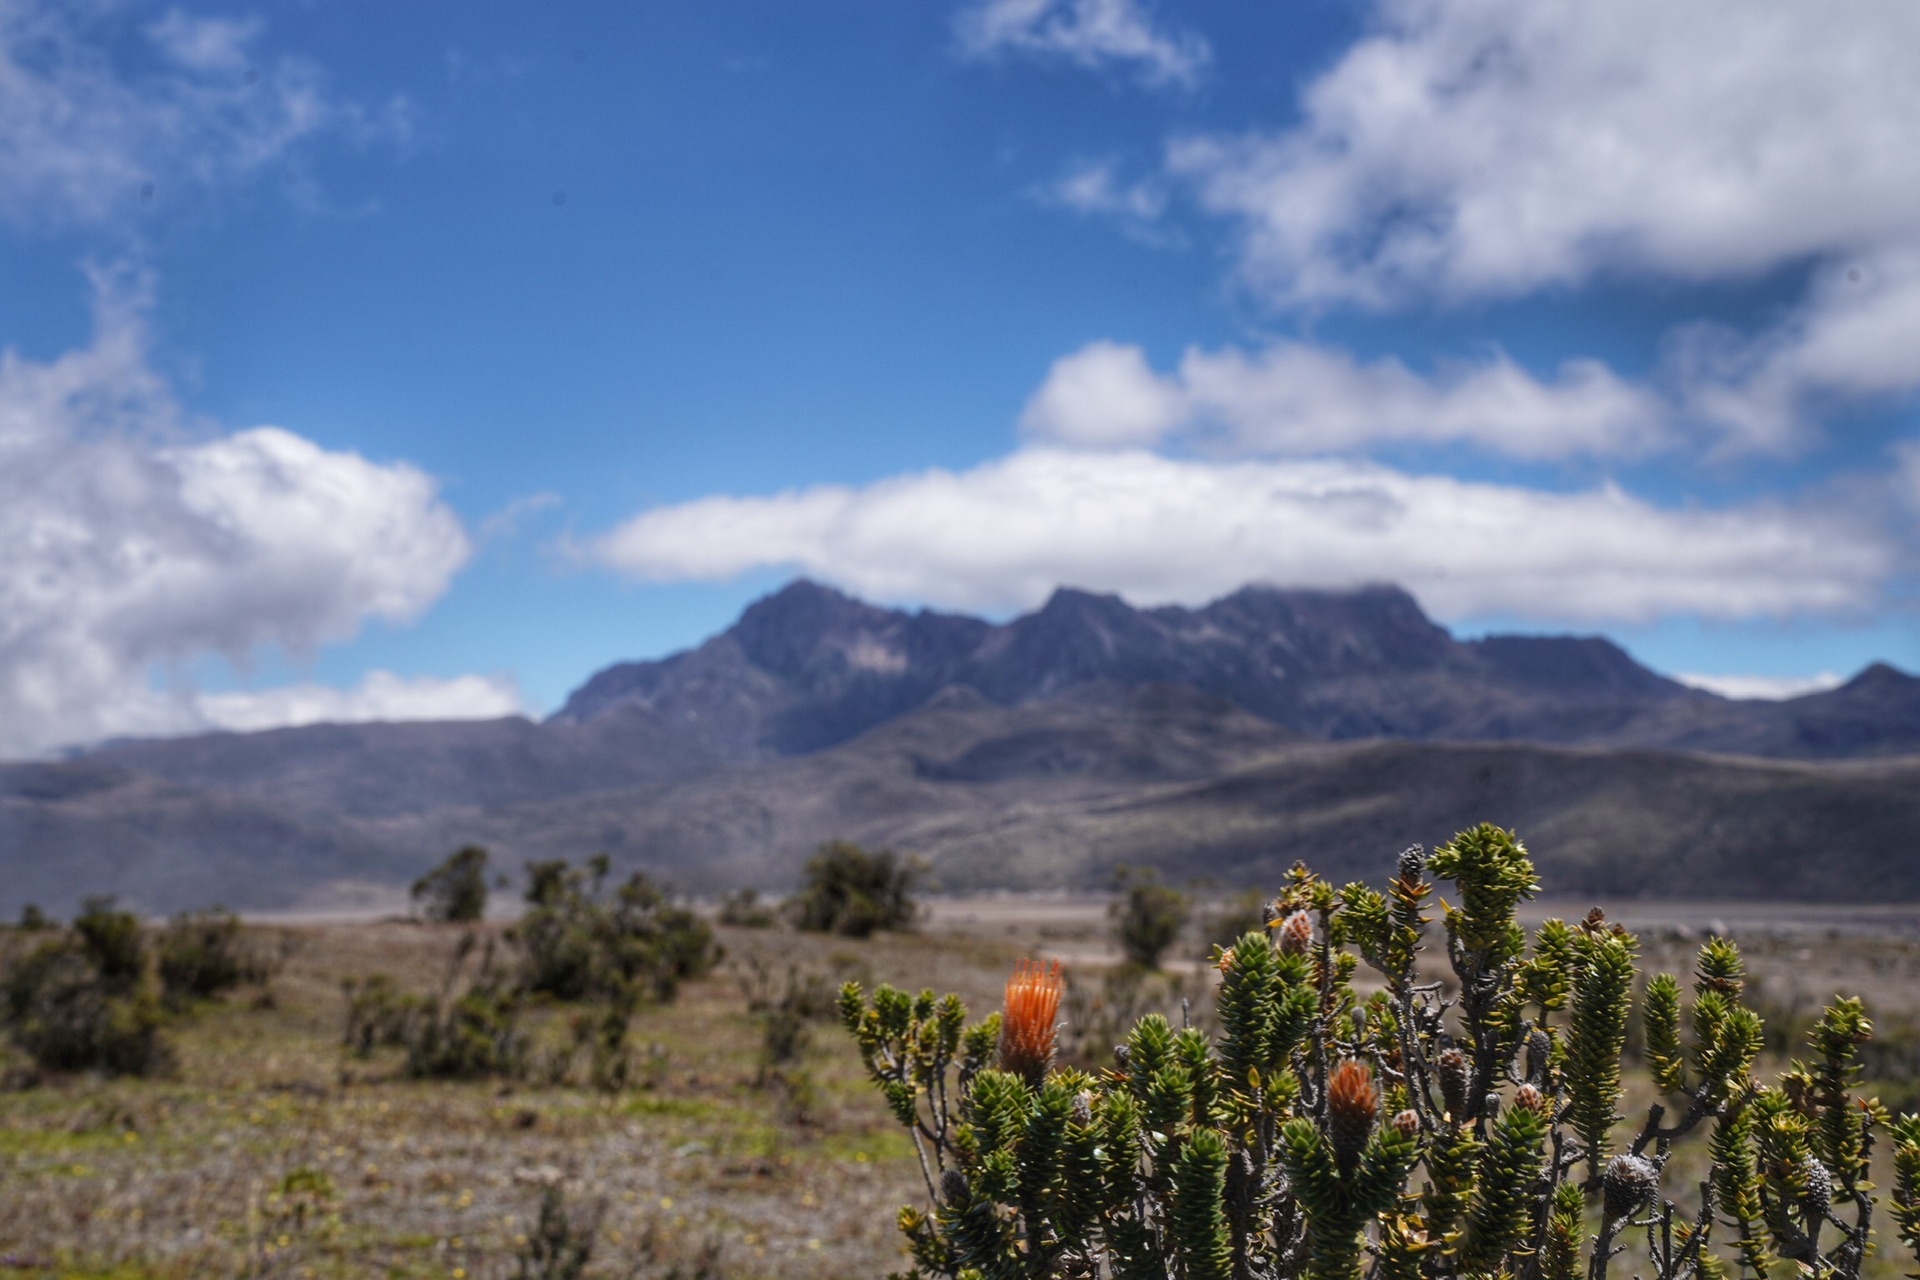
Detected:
left=786, top=841, right=920, bottom=938
left=412, top=846, right=490, bottom=923
left=1108, top=865, right=1189, bottom=969
left=16, top=904, right=50, bottom=931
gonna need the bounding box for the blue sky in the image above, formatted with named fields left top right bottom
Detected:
left=2, top=0, right=1917, bottom=753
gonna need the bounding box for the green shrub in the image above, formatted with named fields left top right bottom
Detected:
left=3, top=938, right=172, bottom=1077
left=717, top=888, right=780, bottom=928
left=406, top=981, right=528, bottom=1079
left=843, top=824, right=1916, bottom=1280
left=1108, top=864, right=1189, bottom=969
left=156, top=906, right=271, bottom=1005
left=785, top=840, right=920, bottom=938
left=341, top=973, right=425, bottom=1057
left=342, top=859, right=716, bottom=1084
left=512, top=856, right=719, bottom=1003
left=411, top=845, right=490, bottom=923
left=71, top=896, right=146, bottom=994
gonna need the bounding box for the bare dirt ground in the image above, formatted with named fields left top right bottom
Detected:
left=4, top=892, right=1920, bottom=1278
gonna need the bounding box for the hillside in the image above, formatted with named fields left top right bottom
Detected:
left=4, top=578, right=1913, bottom=913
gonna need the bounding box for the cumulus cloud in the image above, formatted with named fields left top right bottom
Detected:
left=955, top=0, right=1209, bottom=89
left=0, top=272, right=471, bottom=756
left=1022, top=339, right=1668, bottom=458
left=0, top=0, right=415, bottom=233
left=1168, top=0, right=1920, bottom=307
left=1665, top=250, right=1920, bottom=452
left=195, top=671, right=527, bottom=733
left=1673, top=672, right=1846, bottom=702
left=1019, top=341, right=1187, bottom=448
left=589, top=447, right=1895, bottom=624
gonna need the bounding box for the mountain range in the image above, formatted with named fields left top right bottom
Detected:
left=3, top=579, right=1917, bottom=913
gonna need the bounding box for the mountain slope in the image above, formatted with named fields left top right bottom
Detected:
left=549, top=578, right=1917, bottom=760
left=14, top=577, right=1913, bottom=914
left=340, top=696, right=1920, bottom=905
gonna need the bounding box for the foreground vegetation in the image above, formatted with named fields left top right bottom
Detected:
left=3, top=834, right=1920, bottom=1277
left=842, top=828, right=1920, bottom=1280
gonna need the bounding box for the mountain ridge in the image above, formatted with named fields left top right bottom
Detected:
left=6, top=578, right=1913, bottom=914
left=546, top=578, right=1915, bottom=760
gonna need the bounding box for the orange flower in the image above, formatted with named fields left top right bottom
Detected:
left=999, top=958, right=1063, bottom=1085
left=1327, top=1058, right=1379, bottom=1174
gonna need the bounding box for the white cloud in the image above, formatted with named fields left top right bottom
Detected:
left=1034, top=159, right=1185, bottom=250
left=1022, top=339, right=1668, bottom=458
left=1043, top=160, right=1166, bottom=223
left=1019, top=341, right=1186, bottom=448
left=195, top=670, right=528, bottom=733
left=590, top=447, right=1894, bottom=624
left=1667, top=250, right=1920, bottom=452
left=0, top=0, right=415, bottom=233
left=1674, top=671, right=1845, bottom=702
left=145, top=9, right=260, bottom=74
left=1167, top=0, right=1920, bottom=307
left=0, top=272, right=472, bottom=756
left=955, top=0, right=1209, bottom=89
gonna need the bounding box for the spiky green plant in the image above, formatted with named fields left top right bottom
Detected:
left=839, top=825, right=1918, bottom=1280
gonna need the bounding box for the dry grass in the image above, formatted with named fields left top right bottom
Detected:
left=4, top=897, right=1920, bottom=1278
left=0, top=919, right=1026, bottom=1279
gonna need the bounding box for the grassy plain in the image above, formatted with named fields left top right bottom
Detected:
left=4, top=896, right=1920, bottom=1278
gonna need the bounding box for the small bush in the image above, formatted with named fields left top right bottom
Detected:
left=406, top=981, right=528, bottom=1080
left=157, top=907, right=270, bottom=1005
left=512, top=857, right=719, bottom=1003
left=1198, top=887, right=1269, bottom=959
left=72, top=896, right=146, bottom=994
left=342, top=861, right=716, bottom=1084
left=717, top=887, right=780, bottom=928
left=3, top=939, right=173, bottom=1077
left=341, top=974, right=424, bottom=1057
left=785, top=840, right=920, bottom=938
left=1108, top=865, right=1189, bottom=969
left=736, top=953, right=838, bottom=1080
left=515, top=1184, right=602, bottom=1280
left=411, top=845, right=490, bottom=923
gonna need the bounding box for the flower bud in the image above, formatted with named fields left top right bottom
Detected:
left=1602, top=1154, right=1658, bottom=1222
left=1277, top=911, right=1314, bottom=957
left=1392, top=1108, right=1421, bottom=1139
left=1327, top=1059, right=1379, bottom=1175
left=1397, top=845, right=1426, bottom=884
left=1513, top=1083, right=1547, bottom=1115
left=941, top=1168, right=970, bottom=1205
left=1437, top=1047, right=1471, bottom=1119
left=1525, top=1028, right=1552, bottom=1084
left=1799, top=1155, right=1832, bottom=1222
